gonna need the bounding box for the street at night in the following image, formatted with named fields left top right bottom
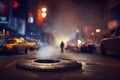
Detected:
left=0, top=51, right=120, bottom=80
left=0, top=0, right=120, bottom=80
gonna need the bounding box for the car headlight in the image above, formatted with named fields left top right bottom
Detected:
left=6, top=45, right=12, bottom=49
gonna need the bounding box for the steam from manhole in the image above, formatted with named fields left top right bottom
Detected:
left=16, top=45, right=82, bottom=71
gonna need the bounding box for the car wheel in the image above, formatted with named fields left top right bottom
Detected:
left=13, top=47, right=18, bottom=54
left=81, top=47, right=86, bottom=52
left=25, top=48, right=28, bottom=54
left=100, top=45, right=107, bottom=55
left=91, top=48, right=96, bottom=53
left=80, top=47, right=84, bottom=52
left=29, top=47, right=34, bottom=51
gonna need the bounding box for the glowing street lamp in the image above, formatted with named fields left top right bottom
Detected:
left=76, top=29, right=79, bottom=33
left=42, top=7, right=47, bottom=12
left=96, top=29, right=101, bottom=33
left=77, top=40, right=82, bottom=44
left=91, top=32, right=94, bottom=35
left=37, top=7, right=47, bottom=25
left=41, top=7, right=47, bottom=18
left=42, top=13, right=47, bottom=18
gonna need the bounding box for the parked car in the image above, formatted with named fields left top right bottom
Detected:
left=66, top=45, right=80, bottom=51
left=0, top=37, right=4, bottom=45
left=65, top=45, right=72, bottom=50
left=100, top=27, right=120, bottom=55
left=100, top=36, right=120, bottom=55
left=80, top=43, right=96, bottom=53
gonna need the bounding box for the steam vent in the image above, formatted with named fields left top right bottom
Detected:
left=16, top=58, right=82, bottom=71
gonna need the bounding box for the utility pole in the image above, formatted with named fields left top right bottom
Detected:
left=8, top=0, right=13, bottom=27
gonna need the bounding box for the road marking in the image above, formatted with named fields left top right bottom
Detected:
left=85, top=62, right=120, bottom=67
left=6, top=60, right=19, bottom=68
left=5, top=57, right=25, bottom=68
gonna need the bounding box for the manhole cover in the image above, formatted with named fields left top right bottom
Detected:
left=16, top=59, right=82, bottom=71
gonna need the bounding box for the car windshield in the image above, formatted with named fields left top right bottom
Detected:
left=5, top=40, right=16, bottom=44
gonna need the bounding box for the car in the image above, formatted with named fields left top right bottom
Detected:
left=80, top=43, right=96, bottom=53
left=0, top=37, right=4, bottom=45
left=100, top=36, right=120, bottom=55
left=0, top=37, right=40, bottom=54
left=66, top=45, right=80, bottom=51
left=65, top=45, right=73, bottom=50
left=100, top=27, right=120, bottom=55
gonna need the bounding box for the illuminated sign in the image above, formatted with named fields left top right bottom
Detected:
left=0, top=0, right=9, bottom=24
left=0, top=16, right=8, bottom=24
left=37, top=9, right=43, bottom=25
left=28, top=12, right=34, bottom=23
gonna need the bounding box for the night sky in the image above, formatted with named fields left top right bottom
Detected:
left=48, top=0, right=107, bottom=26
left=43, top=0, right=108, bottom=45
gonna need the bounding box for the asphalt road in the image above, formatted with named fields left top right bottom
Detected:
left=0, top=51, right=120, bottom=80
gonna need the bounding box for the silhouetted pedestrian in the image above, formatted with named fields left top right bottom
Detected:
left=60, top=41, right=64, bottom=53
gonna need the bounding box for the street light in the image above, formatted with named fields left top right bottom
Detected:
left=96, top=29, right=101, bottom=33
left=41, top=7, right=47, bottom=18
left=76, top=29, right=79, bottom=33
left=42, top=7, right=47, bottom=12
left=77, top=40, right=82, bottom=44
left=36, top=7, right=47, bottom=25
left=75, top=29, right=79, bottom=46
left=42, top=13, right=47, bottom=18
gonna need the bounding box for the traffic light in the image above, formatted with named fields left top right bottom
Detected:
left=12, top=1, right=19, bottom=8
left=12, top=0, right=28, bottom=20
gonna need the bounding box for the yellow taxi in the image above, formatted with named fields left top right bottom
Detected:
left=0, top=37, right=40, bottom=54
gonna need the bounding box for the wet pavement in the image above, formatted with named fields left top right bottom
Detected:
left=0, top=51, right=120, bottom=80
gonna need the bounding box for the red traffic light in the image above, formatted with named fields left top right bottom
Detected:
left=13, top=1, right=19, bottom=8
